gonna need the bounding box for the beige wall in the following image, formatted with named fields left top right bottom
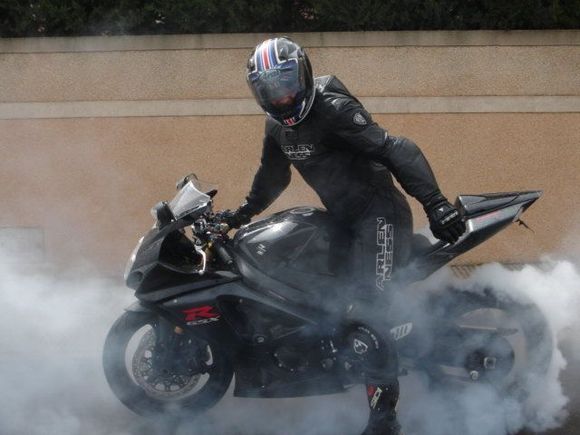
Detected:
left=0, top=31, right=579, bottom=272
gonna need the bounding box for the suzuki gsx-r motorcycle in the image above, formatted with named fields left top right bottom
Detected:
left=103, top=174, right=552, bottom=420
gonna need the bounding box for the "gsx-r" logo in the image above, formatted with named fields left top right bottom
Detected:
left=182, top=305, right=221, bottom=326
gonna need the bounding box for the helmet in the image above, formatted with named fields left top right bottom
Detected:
left=246, top=37, right=315, bottom=126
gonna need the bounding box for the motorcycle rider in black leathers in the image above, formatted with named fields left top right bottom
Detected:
left=224, top=37, right=466, bottom=435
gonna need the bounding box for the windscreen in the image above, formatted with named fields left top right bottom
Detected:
left=168, top=180, right=213, bottom=220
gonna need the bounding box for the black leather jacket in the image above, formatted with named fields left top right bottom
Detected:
left=240, top=75, right=443, bottom=223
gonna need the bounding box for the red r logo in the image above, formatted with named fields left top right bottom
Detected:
left=182, top=305, right=220, bottom=322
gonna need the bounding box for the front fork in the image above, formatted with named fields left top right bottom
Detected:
left=151, top=318, right=209, bottom=376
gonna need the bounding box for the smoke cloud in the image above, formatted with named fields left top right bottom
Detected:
left=1, top=247, right=579, bottom=434
left=397, top=259, right=580, bottom=435
left=0, top=254, right=135, bottom=435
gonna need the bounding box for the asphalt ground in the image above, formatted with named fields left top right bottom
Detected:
left=1, top=348, right=578, bottom=435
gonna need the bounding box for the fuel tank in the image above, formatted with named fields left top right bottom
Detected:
left=232, top=207, right=350, bottom=307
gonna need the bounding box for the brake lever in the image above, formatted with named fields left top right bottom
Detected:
left=193, top=243, right=207, bottom=275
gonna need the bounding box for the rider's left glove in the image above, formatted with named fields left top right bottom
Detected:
left=425, top=196, right=466, bottom=244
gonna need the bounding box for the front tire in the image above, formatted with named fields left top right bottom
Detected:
left=103, top=311, right=233, bottom=416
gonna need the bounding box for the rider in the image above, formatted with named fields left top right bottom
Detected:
left=224, top=37, right=466, bottom=435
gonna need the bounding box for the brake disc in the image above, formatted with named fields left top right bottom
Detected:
left=131, top=329, right=202, bottom=400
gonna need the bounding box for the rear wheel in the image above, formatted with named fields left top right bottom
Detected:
left=103, top=311, right=233, bottom=416
left=425, top=288, right=553, bottom=395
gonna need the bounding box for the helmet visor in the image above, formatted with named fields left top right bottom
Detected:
left=248, top=60, right=306, bottom=118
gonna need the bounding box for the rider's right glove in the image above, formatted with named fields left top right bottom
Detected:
left=220, top=209, right=252, bottom=230
left=425, top=195, right=466, bottom=244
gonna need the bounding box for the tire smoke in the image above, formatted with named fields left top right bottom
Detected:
left=398, top=260, right=580, bottom=435
left=1, top=248, right=579, bottom=435
left=0, top=256, right=134, bottom=435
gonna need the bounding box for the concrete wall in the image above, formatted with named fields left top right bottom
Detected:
left=0, top=31, right=579, bottom=272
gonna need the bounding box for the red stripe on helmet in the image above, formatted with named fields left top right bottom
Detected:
left=262, top=41, right=271, bottom=70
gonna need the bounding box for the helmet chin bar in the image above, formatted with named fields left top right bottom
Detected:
left=278, top=85, right=316, bottom=126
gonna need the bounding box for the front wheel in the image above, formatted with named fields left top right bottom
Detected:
left=103, top=311, right=233, bottom=416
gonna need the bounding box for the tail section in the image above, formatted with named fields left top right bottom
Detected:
left=408, top=190, right=542, bottom=280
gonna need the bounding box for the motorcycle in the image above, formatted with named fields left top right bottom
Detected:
left=103, top=173, right=552, bottom=419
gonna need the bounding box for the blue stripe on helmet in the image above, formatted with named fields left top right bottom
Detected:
left=257, top=41, right=265, bottom=71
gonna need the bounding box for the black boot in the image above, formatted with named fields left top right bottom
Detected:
left=360, top=382, right=402, bottom=435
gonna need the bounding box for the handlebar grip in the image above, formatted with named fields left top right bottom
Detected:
left=213, top=239, right=234, bottom=267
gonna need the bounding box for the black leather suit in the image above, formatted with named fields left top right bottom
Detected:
left=240, top=75, right=444, bottom=297
left=238, top=75, right=449, bottom=432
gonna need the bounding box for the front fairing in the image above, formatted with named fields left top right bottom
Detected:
left=125, top=180, right=214, bottom=292
left=125, top=218, right=202, bottom=292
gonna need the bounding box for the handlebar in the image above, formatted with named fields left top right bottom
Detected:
left=192, top=210, right=236, bottom=268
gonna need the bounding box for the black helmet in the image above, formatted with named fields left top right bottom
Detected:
left=246, top=37, right=315, bottom=126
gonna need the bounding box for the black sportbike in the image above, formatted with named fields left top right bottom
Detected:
left=103, top=174, right=552, bottom=418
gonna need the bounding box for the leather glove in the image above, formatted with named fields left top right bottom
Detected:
left=219, top=209, right=252, bottom=230
left=425, top=196, right=466, bottom=244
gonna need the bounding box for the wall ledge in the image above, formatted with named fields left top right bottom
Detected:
left=1, top=30, right=580, bottom=54
left=1, top=96, right=579, bottom=120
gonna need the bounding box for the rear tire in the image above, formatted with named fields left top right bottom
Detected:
left=426, top=287, right=553, bottom=395
left=103, top=311, right=233, bottom=416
